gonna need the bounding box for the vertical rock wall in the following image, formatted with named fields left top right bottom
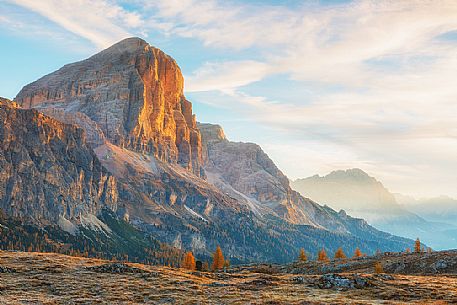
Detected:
left=15, top=37, right=203, bottom=176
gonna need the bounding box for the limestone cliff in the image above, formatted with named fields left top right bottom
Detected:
left=0, top=103, right=117, bottom=226
left=15, top=37, right=203, bottom=176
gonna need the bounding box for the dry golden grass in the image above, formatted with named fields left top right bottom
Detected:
left=0, top=251, right=456, bottom=304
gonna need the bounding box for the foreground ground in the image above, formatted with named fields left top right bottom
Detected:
left=0, top=251, right=456, bottom=304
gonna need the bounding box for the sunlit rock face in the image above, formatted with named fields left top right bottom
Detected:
left=0, top=103, right=117, bottom=225
left=15, top=37, right=203, bottom=176
left=0, top=97, right=18, bottom=108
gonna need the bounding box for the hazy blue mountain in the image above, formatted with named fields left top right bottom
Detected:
left=292, top=169, right=457, bottom=250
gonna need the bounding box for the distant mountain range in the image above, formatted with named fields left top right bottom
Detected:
left=0, top=38, right=413, bottom=264
left=291, top=169, right=457, bottom=250
left=396, top=194, right=457, bottom=226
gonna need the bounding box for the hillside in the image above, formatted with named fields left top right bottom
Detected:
left=0, top=250, right=455, bottom=304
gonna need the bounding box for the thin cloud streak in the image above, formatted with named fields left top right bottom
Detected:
left=6, top=0, right=142, bottom=49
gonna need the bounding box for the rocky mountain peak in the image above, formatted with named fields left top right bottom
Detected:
left=15, top=37, right=203, bottom=176
left=326, top=168, right=373, bottom=182
left=198, top=123, right=227, bottom=142
left=96, top=37, right=148, bottom=56
left=291, top=168, right=404, bottom=220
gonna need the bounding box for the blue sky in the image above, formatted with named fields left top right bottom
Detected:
left=1, top=0, right=457, bottom=197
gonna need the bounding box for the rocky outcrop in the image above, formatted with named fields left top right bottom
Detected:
left=198, top=122, right=349, bottom=230
left=15, top=37, right=203, bottom=176
left=0, top=103, right=117, bottom=225
left=0, top=97, right=17, bottom=108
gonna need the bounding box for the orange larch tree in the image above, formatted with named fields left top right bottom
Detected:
left=317, top=248, right=329, bottom=262
left=202, top=261, right=209, bottom=271
left=298, top=248, right=308, bottom=262
left=334, top=247, right=346, bottom=260
left=182, top=251, right=196, bottom=270
left=353, top=247, right=362, bottom=258
left=212, top=246, right=225, bottom=271
left=374, top=262, right=384, bottom=274
left=414, top=238, right=421, bottom=253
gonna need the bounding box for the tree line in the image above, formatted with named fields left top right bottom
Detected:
left=293, top=237, right=432, bottom=274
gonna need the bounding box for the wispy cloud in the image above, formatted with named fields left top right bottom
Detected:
left=168, top=0, right=457, bottom=196
left=185, top=60, right=272, bottom=92
left=2, top=0, right=457, bottom=196
left=6, top=0, right=143, bottom=49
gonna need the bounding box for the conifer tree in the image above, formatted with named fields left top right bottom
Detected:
left=182, top=251, right=196, bottom=270
left=374, top=262, right=384, bottom=274
left=223, top=259, right=230, bottom=269
left=334, top=247, right=346, bottom=259
left=353, top=247, right=362, bottom=258
left=317, top=248, right=329, bottom=262
left=202, top=261, right=209, bottom=272
left=212, top=246, right=225, bottom=271
left=414, top=238, right=421, bottom=253
left=298, top=248, right=308, bottom=262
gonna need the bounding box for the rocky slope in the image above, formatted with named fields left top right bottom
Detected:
left=199, top=123, right=359, bottom=232
left=15, top=37, right=203, bottom=176
left=0, top=97, right=17, bottom=107
left=7, top=38, right=415, bottom=263
left=283, top=250, right=457, bottom=275
left=291, top=169, right=457, bottom=250
left=0, top=102, right=179, bottom=264
left=0, top=103, right=117, bottom=226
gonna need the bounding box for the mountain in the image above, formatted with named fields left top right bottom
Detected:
left=291, top=169, right=457, bottom=250
left=199, top=123, right=373, bottom=233
left=16, top=37, right=203, bottom=177
left=0, top=100, right=117, bottom=224
left=396, top=195, right=457, bottom=225
left=396, top=194, right=457, bottom=244
left=0, top=101, right=181, bottom=264
left=5, top=38, right=414, bottom=263
left=291, top=169, right=406, bottom=223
